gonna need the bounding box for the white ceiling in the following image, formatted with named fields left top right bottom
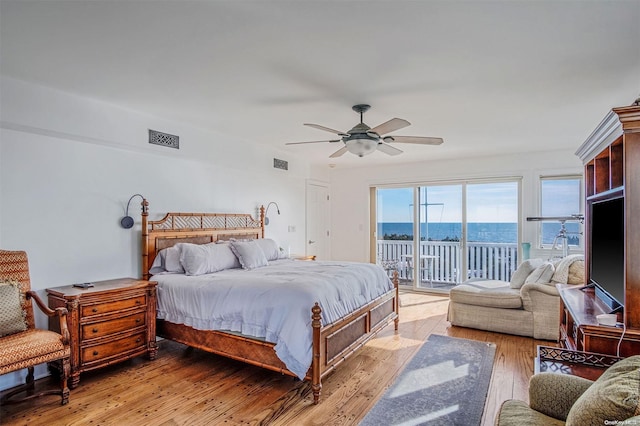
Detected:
left=1, top=1, right=639, bottom=167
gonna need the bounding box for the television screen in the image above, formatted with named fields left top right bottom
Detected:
left=590, top=197, right=625, bottom=310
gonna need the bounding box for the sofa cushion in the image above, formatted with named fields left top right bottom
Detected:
left=566, top=355, right=640, bottom=425
left=496, top=399, right=565, bottom=426
left=510, top=259, right=544, bottom=289
left=450, top=280, right=522, bottom=309
left=525, top=262, right=555, bottom=284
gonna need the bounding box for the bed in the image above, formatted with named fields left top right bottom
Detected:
left=140, top=200, right=399, bottom=404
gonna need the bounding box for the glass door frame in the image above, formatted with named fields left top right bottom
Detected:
left=371, top=176, right=522, bottom=293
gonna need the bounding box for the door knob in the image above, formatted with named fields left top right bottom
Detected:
left=309, top=240, right=316, bottom=244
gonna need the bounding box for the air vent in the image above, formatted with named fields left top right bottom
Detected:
left=149, top=129, right=179, bottom=149
left=274, top=158, right=288, bottom=170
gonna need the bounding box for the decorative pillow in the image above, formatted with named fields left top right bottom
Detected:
left=229, top=240, right=269, bottom=270
left=510, top=259, right=544, bottom=289
left=149, top=244, right=186, bottom=274
left=180, top=243, right=241, bottom=276
left=0, top=280, right=28, bottom=337
left=551, top=254, right=585, bottom=284
left=255, top=238, right=280, bottom=261
left=566, top=355, right=640, bottom=425
left=525, top=262, right=555, bottom=284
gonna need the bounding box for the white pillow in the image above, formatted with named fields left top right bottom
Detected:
left=149, top=245, right=186, bottom=274
left=180, top=243, right=241, bottom=276
left=510, top=258, right=544, bottom=289
left=525, top=261, right=555, bottom=284
left=229, top=240, right=269, bottom=270
left=255, top=238, right=280, bottom=261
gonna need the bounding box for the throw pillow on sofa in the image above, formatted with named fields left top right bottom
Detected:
left=524, top=262, right=555, bottom=285
left=510, top=259, right=544, bottom=289
left=566, top=355, right=640, bottom=425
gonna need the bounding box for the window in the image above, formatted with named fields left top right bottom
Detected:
left=539, top=176, right=583, bottom=249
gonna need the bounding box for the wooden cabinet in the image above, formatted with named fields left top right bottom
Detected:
left=571, top=104, right=640, bottom=355
left=558, top=284, right=640, bottom=356
left=47, top=278, right=157, bottom=388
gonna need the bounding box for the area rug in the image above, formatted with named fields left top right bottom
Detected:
left=359, top=335, right=496, bottom=426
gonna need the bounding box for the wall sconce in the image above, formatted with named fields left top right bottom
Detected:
left=264, top=202, right=280, bottom=226
left=120, top=194, right=147, bottom=229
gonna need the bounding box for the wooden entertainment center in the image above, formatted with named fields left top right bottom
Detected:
left=559, top=104, right=640, bottom=357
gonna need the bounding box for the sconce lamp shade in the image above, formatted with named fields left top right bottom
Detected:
left=121, top=194, right=147, bottom=229
left=264, top=201, right=280, bottom=226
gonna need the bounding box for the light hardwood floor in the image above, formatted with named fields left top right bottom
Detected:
left=1, top=291, right=553, bottom=425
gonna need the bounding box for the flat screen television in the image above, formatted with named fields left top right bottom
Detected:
left=589, top=196, right=625, bottom=313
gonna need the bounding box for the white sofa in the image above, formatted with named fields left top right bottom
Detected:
left=447, top=255, right=584, bottom=340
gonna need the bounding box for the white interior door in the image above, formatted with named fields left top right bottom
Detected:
left=306, top=182, right=330, bottom=259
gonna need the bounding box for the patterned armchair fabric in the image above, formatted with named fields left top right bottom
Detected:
left=0, top=250, right=71, bottom=405
left=496, top=356, right=640, bottom=426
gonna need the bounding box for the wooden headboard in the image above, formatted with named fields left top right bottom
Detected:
left=141, top=199, right=265, bottom=279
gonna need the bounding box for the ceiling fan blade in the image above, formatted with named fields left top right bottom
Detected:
left=285, top=139, right=341, bottom=145
left=329, top=146, right=349, bottom=158
left=383, top=136, right=444, bottom=145
left=304, top=123, right=349, bottom=136
left=376, top=142, right=403, bottom=156
left=369, top=118, right=410, bottom=136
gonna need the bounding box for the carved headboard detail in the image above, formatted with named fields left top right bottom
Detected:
left=141, top=200, right=265, bottom=279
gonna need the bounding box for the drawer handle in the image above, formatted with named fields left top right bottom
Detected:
left=135, top=300, right=142, bottom=305
left=93, top=350, right=99, bottom=356
left=136, top=338, right=141, bottom=343
left=92, top=308, right=98, bottom=313
left=92, top=328, right=99, bottom=333
left=136, top=319, right=141, bottom=323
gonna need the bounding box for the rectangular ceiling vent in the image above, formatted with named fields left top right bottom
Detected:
left=149, top=129, right=179, bottom=149
left=274, top=158, right=288, bottom=170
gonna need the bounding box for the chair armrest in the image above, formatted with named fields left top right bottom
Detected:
left=26, top=290, right=70, bottom=345
left=529, top=373, right=593, bottom=421
left=520, top=283, right=559, bottom=311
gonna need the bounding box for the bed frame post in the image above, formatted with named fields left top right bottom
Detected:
left=311, top=302, right=322, bottom=404
left=393, top=270, right=400, bottom=331
left=141, top=198, right=149, bottom=280
left=259, top=205, right=265, bottom=238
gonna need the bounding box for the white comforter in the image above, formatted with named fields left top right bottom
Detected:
left=153, top=259, right=394, bottom=379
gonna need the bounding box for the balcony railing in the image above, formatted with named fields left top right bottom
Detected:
left=377, top=240, right=519, bottom=285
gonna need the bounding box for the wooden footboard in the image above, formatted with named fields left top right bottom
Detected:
left=157, top=272, right=399, bottom=404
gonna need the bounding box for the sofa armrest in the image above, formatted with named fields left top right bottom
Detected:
left=529, top=373, right=593, bottom=421
left=520, top=282, right=558, bottom=311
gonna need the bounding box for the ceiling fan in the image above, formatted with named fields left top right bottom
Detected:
left=285, top=104, right=443, bottom=158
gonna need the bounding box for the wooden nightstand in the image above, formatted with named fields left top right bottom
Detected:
left=47, top=278, right=157, bottom=388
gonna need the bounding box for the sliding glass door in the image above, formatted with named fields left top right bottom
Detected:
left=374, top=179, right=520, bottom=292
left=416, top=185, right=462, bottom=289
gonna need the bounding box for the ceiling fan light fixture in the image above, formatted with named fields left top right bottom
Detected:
left=345, top=137, right=377, bottom=157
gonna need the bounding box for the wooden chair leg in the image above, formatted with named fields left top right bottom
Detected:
left=25, top=367, right=35, bottom=396
left=60, top=357, right=70, bottom=405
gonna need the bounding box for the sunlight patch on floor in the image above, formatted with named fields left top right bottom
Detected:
left=389, top=360, right=469, bottom=398
left=393, top=405, right=460, bottom=426
left=366, top=335, right=425, bottom=349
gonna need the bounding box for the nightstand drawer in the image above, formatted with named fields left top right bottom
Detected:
left=81, top=295, right=146, bottom=317
left=82, top=331, right=147, bottom=363
left=81, top=311, right=146, bottom=340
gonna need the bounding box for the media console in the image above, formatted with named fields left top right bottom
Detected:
left=570, top=104, right=640, bottom=355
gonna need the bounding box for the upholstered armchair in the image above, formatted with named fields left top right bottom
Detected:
left=0, top=250, right=71, bottom=405
left=495, top=355, right=640, bottom=425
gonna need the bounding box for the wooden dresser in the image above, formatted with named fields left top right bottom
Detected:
left=47, top=278, right=157, bottom=388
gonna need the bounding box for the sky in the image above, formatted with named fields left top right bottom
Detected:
left=377, top=179, right=581, bottom=223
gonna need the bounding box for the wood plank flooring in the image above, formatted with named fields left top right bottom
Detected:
left=1, top=291, right=553, bottom=425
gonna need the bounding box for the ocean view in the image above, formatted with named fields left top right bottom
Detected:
left=378, top=222, right=581, bottom=244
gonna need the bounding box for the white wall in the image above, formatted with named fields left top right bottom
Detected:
left=0, top=77, right=313, bottom=389
left=329, top=150, right=583, bottom=262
